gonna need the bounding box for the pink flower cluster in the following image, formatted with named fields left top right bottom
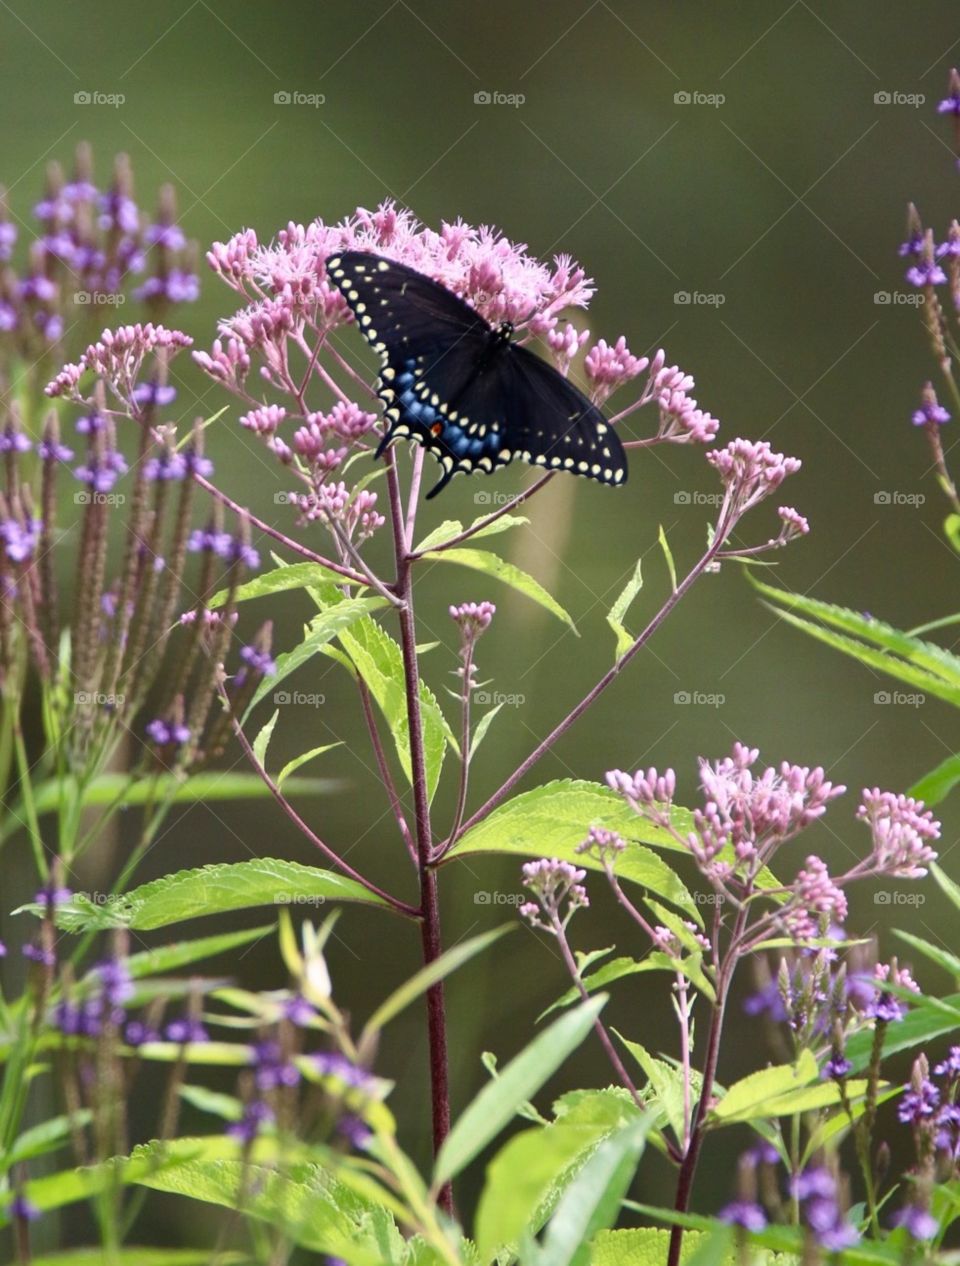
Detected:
left=520, top=858, right=590, bottom=930
left=707, top=439, right=802, bottom=523
left=295, top=481, right=384, bottom=542
left=45, top=323, right=193, bottom=406
left=857, top=789, right=940, bottom=878
left=786, top=857, right=848, bottom=940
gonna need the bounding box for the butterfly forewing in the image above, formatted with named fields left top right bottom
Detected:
left=326, top=249, right=627, bottom=496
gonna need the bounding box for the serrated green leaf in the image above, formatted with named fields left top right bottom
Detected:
left=711, top=1050, right=865, bottom=1123
left=590, top=1227, right=712, bottom=1266
left=446, top=781, right=699, bottom=922
left=434, top=996, right=608, bottom=1188
left=910, top=751, right=960, bottom=804
left=2, top=1111, right=92, bottom=1174
left=415, top=513, right=529, bottom=554
left=210, top=560, right=365, bottom=610
left=607, top=558, right=643, bottom=660
left=751, top=574, right=960, bottom=701
left=476, top=1093, right=637, bottom=1265
left=24, top=859, right=391, bottom=931
left=470, top=700, right=504, bottom=758
left=425, top=547, right=577, bottom=633
left=245, top=595, right=388, bottom=718
left=535, top=1116, right=651, bottom=1266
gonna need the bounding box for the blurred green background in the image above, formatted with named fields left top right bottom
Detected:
left=2, top=0, right=959, bottom=1247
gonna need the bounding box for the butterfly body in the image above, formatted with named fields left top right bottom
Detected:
left=326, top=251, right=627, bottom=498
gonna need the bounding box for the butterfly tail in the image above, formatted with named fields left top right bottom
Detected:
left=425, top=462, right=458, bottom=499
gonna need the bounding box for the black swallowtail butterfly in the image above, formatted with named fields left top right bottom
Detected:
left=326, top=251, right=628, bottom=499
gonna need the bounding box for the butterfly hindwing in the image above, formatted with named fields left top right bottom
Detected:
left=326, top=249, right=627, bottom=496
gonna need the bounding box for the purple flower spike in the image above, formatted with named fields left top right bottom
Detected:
left=719, top=1201, right=766, bottom=1232
left=891, top=1205, right=939, bottom=1240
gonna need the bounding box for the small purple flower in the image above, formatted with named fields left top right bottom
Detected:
left=164, top=1017, right=208, bottom=1044
left=38, top=436, right=74, bottom=462
left=0, top=426, right=31, bottom=454
left=123, top=1020, right=159, bottom=1047
left=238, top=644, right=276, bottom=680
left=906, top=259, right=947, bottom=287
left=283, top=995, right=318, bottom=1026
left=0, top=518, right=43, bottom=563
left=182, top=446, right=214, bottom=478
left=146, top=718, right=191, bottom=747
left=891, top=1205, right=939, bottom=1239
left=935, top=1046, right=960, bottom=1079
left=338, top=1113, right=372, bottom=1148
left=132, top=381, right=177, bottom=408
left=23, top=944, right=55, bottom=967
left=823, top=1055, right=853, bottom=1080
left=9, top=1195, right=40, bottom=1223
left=228, top=1099, right=274, bottom=1144
left=145, top=221, right=186, bottom=251
left=144, top=451, right=188, bottom=481
left=252, top=1039, right=300, bottom=1091
left=0, top=221, right=17, bottom=260
left=898, top=1078, right=940, bottom=1125
left=719, top=1201, right=766, bottom=1232
left=912, top=383, right=951, bottom=427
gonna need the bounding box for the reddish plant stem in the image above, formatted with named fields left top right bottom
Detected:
left=447, top=534, right=726, bottom=848
left=666, top=906, right=746, bottom=1266
left=385, top=452, right=454, bottom=1214
left=222, top=684, right=418, bottom=917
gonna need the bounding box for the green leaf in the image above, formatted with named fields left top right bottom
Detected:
left=591, top=1227, right=712, bottom=1266
left=30, top=1253, right=237, bottom=1266
left=606, top=559, right=643, bottom=659
left=119, top=923, right=277, bottom=981
left=246, top=595, right=388, bottom=717
left=363, top=925, right=513, bottom=1040
left=415, top=513, right=529, bottom=553
left=933, top=861, right=960, bottom=914
left=446, top=781, right=699, bottom=921
left=535, top=1116, right=651, bottom=1266
left=425, top=547, right=577, bottom=633
left=26, top=859, right=391, bottom=931
left=712, top=1051, right=818, bottom=1121
left=14, top=772, right=335, bottom=836
left=210, top=560, right=365, bottom=609
left=894, top=929, right=960, bottom=980
left=909, top=752, right=960, bottom=804
left=657, top=526, right=678, bottom=594
left=278, top=743, right=342, bottom=787
left=613, top=1033, right=698, bottom=1144
left=711, top=1050, right=865, bottom=1123
left=335, top=610, right=453, bottom=803
left=541, top=955, right=681, bottom=1020
left=126, top=1137, right=407, bottom=1264
left=751, top=575, right=960, bottom=705
left=434, top=996, right=608, bottom=1188
left=470, top=701, right=505, bottom=759
left=2, top=1112, right=92, bottom=1173
left=252, top=709, right=279, bottom=766
left=178, top=1084, right=243, bottom=1122
left=476, top=1092, right=638, bottom=1265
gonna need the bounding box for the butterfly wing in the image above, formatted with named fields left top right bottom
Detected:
left=494, top=343, right=628, bottom=488
left=326, top=250, right=627, bottom=497
left=327, top=251, right=496, bottom=491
